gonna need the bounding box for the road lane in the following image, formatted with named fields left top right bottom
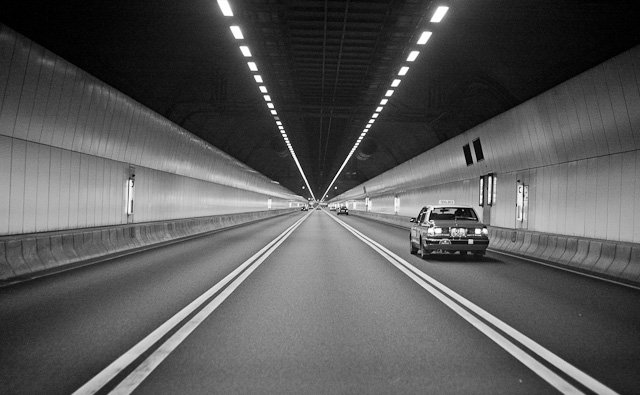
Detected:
left=1, top=209, right=639, bottom=394
left=0, top=212, right=305, bottom=395
left=128, top=210, right=562, bottom=394
left=331, top=211, right=640, bottom=394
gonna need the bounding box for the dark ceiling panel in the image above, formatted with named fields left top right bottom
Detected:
left=3, top=0, right=640, bottom=200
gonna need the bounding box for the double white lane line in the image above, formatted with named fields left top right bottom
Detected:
left=73, top=212, right=312, bottom=395
left=324, top=211, right=618, bottom=395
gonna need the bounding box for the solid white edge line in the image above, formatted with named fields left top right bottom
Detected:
left=325, top=211, right=619, bottom=395
left=109, top=213, right=308, bottom=394
left=72, top=212, right=311, bottom=395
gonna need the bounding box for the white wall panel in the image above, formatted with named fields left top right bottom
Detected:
left=12, top=39, right=37, bottom=141
left=0, top=28, right=14, bottom=120
left=58, top=150, right=71, bottom=229
left=8, top=140, right=26, bottom=233
left=565, top=162, right=578, bottom=236
left=50, top=59, right=71, bottom=148
left=574, top=159, right=588, bottom=238
left=0, top=30, right=20, bottom=138
left=606, top=56, right=635, bottom=152
left=23, top=142, right=39, bottom=233
left=618, top=49, right=640, bottom=150
left=582, top=158, right=597, bottom=239
left=0, top=136, right=11, bottom=234
left=582, top=71, right=611, bottom=156
left=554, top=85, right=578, bottom=162
left=61, top=69, right=82, bottom=150
left=634, top=150, right=640, bottom=243
left=28, top=47, right=52, bottom=143
left=606, top=154, right=622, bottom=241
left=593, top=64, right=620, bottom=154
left=47, top=147, right=61, bottom=231
left=568, top=77, right=597, bottom=160
left=71, top=78, right=92, bottom=152
left=35, top=145, right=51, bottom=231
left=524, top=102, right=545, bottom=167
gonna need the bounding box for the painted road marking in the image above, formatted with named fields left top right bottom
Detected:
left=325, top=211, right=618, bottom=395
left=72, top=211, right=312, bottom=395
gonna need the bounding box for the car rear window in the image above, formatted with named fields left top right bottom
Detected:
left=429, top=207, right=478, bottom=221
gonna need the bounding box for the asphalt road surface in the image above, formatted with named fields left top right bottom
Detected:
left=1, top=209, right=639, bottom=395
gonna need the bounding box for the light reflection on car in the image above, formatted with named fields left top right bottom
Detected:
left=409, top=204, right=489, bottom=258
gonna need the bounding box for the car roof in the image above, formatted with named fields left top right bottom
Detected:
left=426, top=204, right=474, bottom=209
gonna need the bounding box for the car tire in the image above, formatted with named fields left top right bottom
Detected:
left=473, top=252, right=484, bottom=260
left=410, top=238, right=418, bottom=255
left=418, top=238, right=428, bottom=259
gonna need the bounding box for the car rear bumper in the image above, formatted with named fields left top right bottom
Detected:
left=423, top=238, right=489, bottom=252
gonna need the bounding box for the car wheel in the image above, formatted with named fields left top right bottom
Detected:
left=473, top=252, right=484, bottom=260
left=418, top=238, right=428, bottom=259
left=410, top=238, right=418, bottom=254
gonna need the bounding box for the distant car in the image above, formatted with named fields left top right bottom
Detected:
left=329, top=206, right=336, bottom=211
left=337, top=206, right=349, bottom=215
left=409, top=204, right=489, bottom=258
left=301, top=205, right=308, bottom=211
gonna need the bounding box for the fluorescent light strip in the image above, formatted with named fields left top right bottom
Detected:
left=431, top=6, right=449, bottom=23
left=217, top=0, right=233, bottom=16
left=230, top=26, right=243, bottom=39
left=322, top=11, right=444, bottom=202
left=218, top=1, right=315, bottom=201
left=417, top=31, right=432, bottom=45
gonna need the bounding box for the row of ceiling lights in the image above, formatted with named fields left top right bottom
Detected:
left=321, top=5, right=450, bottom=201
left=216, top=0, right=317, bottom=201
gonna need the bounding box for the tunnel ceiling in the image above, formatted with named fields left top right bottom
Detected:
left=4, top=0, right=640, bottom=200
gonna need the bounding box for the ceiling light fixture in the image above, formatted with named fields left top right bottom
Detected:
left=407, top=51, right=420, bottom=62
left=398, top=66, right=409, bottom=76
left=230, top=26, right=243, bottom=39
left=239, top=46, right=252, bottom=57
left=417, top=31, right=432, bottom=45
left=217, top=0, right=233, bottom=16
left=431, top=6, right=449, bottom=23
left=247, top=62, right=258, bottom=71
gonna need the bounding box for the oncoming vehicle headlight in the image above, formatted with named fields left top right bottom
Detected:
left=474, top=228, right=482, bottom=235
left=482, top=227, right=488, bottom=236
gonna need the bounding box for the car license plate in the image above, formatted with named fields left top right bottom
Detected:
left=468, top=239, right=474, bottom=244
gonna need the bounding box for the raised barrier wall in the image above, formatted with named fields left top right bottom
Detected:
left=0, top=208, right=299, bottom=283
